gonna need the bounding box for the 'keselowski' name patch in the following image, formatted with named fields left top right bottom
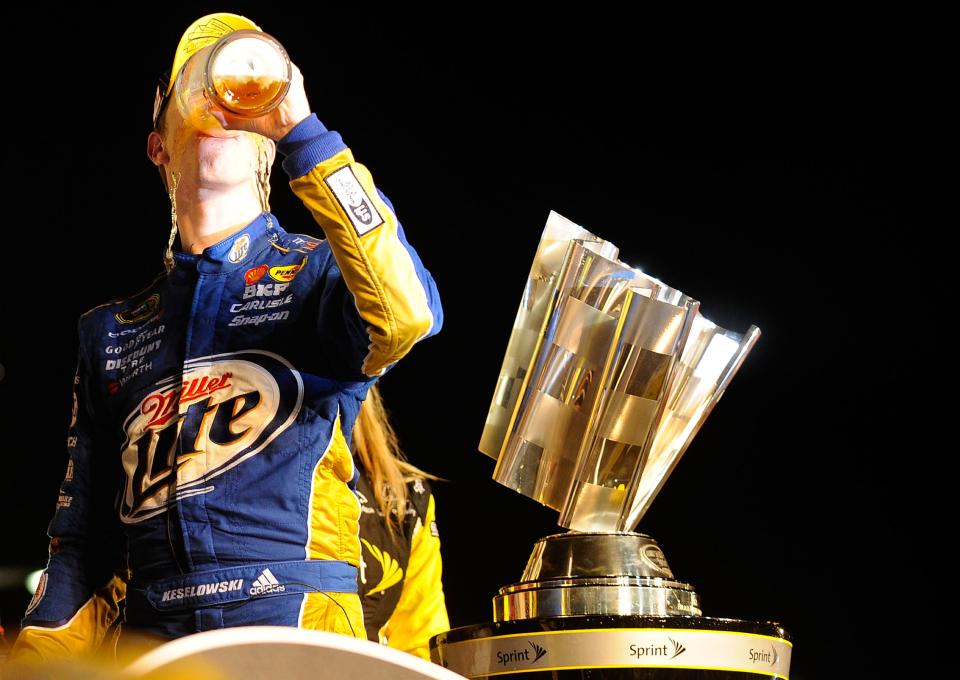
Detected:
left=161, top=579, right=245, bottom=602
left=324, top=166, right=385, bottom=236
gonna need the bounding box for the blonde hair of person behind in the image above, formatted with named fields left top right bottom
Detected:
left=352, top=384, right=438, bottom=535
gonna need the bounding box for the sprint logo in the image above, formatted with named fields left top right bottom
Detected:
left=249, top=568, right=286, bottom=596
left=496, top=640, right=548, bottom=666
left=748, top=644, right=779, bottom=666
left=669, top=638, right=686, bottom=659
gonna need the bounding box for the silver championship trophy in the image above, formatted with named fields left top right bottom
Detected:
left=432, top=212, right=792, bottom=679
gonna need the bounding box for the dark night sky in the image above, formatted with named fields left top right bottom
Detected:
left=0, top=4, right=934, bottom=678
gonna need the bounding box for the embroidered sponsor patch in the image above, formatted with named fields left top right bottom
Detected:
left=116, top=294, right=161, bottom=325
left=245, top=264, right=269, bottom=285
left=25, top=572, right=47, bottom=615
left=161, top=579, right=245, bottom=603
left=228, top=234, right=251, bottom=263
left=118, top=352, right=303, bottom=523
left=324, top=166, right=385, bottom=236
left=269, top=257, right=306, bottom=283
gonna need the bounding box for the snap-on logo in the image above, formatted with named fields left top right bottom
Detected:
left=118, top=351, right=303, bottom=523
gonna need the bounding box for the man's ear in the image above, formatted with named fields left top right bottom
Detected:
left=147, top=131, right=170, bottom=167
left=147, top=131, right=171, bottom=192
left=264, top=138, right=277, bottom=165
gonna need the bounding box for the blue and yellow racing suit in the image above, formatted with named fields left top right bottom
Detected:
left=13, top=114, right=442, bottom=660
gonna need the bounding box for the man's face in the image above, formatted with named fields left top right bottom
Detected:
left=156, top=99, right=265, bottom=193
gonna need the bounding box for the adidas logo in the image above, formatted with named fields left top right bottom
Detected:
left=249, top=568, right=286, bottom=596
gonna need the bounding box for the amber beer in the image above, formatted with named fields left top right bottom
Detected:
left=174, top=30, right=292, bottom=133
left=213, top=75, right=289, bottom=115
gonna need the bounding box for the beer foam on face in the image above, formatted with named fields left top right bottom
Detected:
left=212, top=36, right=286, bottom=79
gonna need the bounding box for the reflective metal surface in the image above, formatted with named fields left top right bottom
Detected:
left=480, top=211, right=760, bottom=532
left=494, top=577, right=701, bottom=620
left=479, top=212, right=617, bottom=460
left=433, top=619, right=792, bottom=679
left=521, top=531, right=674, bottom=580
left=493, top=532, right=700, bottom=621
left=625, top=316, right=761, bottom=527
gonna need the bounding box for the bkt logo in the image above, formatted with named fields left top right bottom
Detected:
left=118, top=352, right=303, bottom=523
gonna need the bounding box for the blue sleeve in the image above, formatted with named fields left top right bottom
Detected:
left=20, top=328, right=125, bottom=632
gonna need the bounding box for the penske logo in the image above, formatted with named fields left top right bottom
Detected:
left=119, top=352, right=303, bottom=523
left=161, top=579, right=244, bottom=603
left=269, top=257, right=306, bottom=283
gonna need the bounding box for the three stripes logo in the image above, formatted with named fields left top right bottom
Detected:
left=249, top=568, right=286, bottom=596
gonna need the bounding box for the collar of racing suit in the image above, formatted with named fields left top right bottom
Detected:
left=169, top=212, right=280, bottom=274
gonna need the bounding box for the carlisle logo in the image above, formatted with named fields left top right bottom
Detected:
left=228, top=234, right=250, bottom=263
left=118, top=351, right=303, bottom=523
left=245, top=264, right=269, bottom=285
left=116, top=294, right=160, bottom=325
left=269, top=257, right=307, bottom=283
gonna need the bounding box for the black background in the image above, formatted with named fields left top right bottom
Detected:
left=0, top=4, right=934, bottom=678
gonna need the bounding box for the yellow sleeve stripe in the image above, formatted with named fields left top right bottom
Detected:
left=289, top=148, right=434, bottom=377
left=379, top=494, right=450, bottom=660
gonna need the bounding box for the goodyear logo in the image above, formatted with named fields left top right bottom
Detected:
left=269, top=257, right=306, bottom=283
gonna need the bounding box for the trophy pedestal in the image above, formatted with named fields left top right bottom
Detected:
left=432, top=533, right=791, bottom=679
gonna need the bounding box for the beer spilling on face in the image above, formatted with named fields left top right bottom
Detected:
left=175, top=30, right=292, bottom=134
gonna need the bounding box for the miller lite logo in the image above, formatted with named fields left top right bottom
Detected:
left=119, top=351, right=303, bottom=523
left=228, top=235, right=251, bottom=263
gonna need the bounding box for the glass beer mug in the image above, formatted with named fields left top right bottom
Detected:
left=174, top=30, right=292, bottom=134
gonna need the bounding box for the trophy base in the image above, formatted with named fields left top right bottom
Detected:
left=431, top=614, right=792, bottom=679
left=493, top=532, right=700, bottom=620
left=432, top=532, right=791, bottom=678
